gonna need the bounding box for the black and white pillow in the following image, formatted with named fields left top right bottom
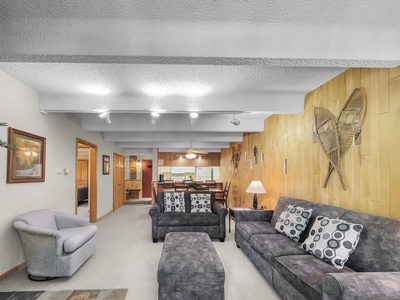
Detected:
left=300, top=216, right=363, bottom=269
left=274, top=205, right=313, bottom=242
left=190, top=194, right=211, bottom=213
left=164, top=192, right=185, bottom=212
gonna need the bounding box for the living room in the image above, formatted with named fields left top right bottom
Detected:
left=1, top=1, right=400, bottom=300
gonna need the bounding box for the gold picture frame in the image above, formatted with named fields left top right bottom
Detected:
left=7, top=128, right=46, bottom=183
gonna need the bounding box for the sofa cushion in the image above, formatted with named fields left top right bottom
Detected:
left=236, top=222, right=277, bottom=243
left=250, top=234, right=307, bottom=265
left=60, top=225, right=97, bottom=253
left=164, top=192, right=185, bottom=213
left=274, top=205, right=313, bottom=242
left=190, top=193, right=212, bottom=213
left=300, top=216, right=363, bottom=269
left=274, top=255, right=355, bottom=300
left=158, top=213, right=189, bottom=227
left=189, top=213, right=220, bottom=226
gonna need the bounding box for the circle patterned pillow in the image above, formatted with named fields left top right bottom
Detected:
left=300, top=216, right=363, bottom=269
left=190, top=193, right=211, bottom=213
left=164, top=192, right=185, bottom=212
left=274, top=205, right=313, bottom=242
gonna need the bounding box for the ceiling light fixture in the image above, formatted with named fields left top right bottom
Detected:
left=151, top=111, right=160, bottom=124
left=185, top=151, right=197, bottom=159
left=231, top=114, right=241, bottom=126
left=189, top=112, right=199, bottom=125
left=99, top=111, right=111, bottom=124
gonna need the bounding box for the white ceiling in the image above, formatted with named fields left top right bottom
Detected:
left=1, top=1, right=399, bottom=156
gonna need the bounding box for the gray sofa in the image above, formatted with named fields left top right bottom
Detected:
left=13, top=209, right=97, bottom=281
left=235, top=196, right=400, bottom=300
left=149, top=191, right=228, bottom=242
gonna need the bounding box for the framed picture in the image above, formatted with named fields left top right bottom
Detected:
left=7, top=128, right=46, bottom=183
left=103, top=155, right=110, bottom=175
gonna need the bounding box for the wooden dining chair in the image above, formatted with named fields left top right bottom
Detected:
left=215, top=181, right=231, bottom=207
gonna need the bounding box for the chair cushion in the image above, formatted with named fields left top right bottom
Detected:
left=189, top=213, right=220, bottom=226
left=158, top=213, right=189, bottom=226
left=60, top=225, right=97, bottom=253
left=164, top=192, right=185, bottom=212
left=190, top=193, right=212, bottom=213
left=274, top=205, right=313, bottom=242
left=274, top=255, right=355, bottom=300
left=300, top=216, right=363, bottom=269
left=250, top=234, right=307, bottom=265
left=236, top=221, right=278, bottom=243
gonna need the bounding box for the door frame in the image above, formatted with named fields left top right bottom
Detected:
left=76, top=138, right=98, bottom=223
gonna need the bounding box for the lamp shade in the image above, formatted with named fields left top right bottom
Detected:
left=245, top=181, right=266, bottom=194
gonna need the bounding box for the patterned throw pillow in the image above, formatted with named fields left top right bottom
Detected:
left=274, top=205, right=313, bottom=242
left=300, top=216, right=363, bottom=269
left=164, top=192, right=185, bottom=212
left=190, top=194, right=211, bottom=213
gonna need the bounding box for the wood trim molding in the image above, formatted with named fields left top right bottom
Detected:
left=97, top=210, right=113, bottom=221
left=0, top=262, right=26, bottom=281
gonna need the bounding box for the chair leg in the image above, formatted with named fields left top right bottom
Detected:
left=28, top=274, right=59, bottom=282
left=219, top=238, right=225, bottom=242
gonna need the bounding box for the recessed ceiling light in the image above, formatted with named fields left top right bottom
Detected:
left=80, top=84, right=111, bottom=95
left=142, top=82, right=211, bottom=97
left=151, top=111, right=160, bottom=118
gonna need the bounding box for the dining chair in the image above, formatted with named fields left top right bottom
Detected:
left=215, top=181, right=231, bottom=207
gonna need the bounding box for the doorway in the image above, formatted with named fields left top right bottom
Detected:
left=76, top=138, right=97, bottom=223
left=142, top=159, right=153, bottom=198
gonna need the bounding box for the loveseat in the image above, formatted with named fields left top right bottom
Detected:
left=235, top=196, right=400, bottom=300
left=13, top=209, right=97, bottom=281
left=149, top=191, right=228, bottom=242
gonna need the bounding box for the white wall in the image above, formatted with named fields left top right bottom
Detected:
left=0, top=70, right=123, bottom=275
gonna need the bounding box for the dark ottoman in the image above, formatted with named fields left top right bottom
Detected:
left=157, top=232, right=225, bottom=300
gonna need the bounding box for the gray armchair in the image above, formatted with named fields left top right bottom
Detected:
left=13, top=209, right=97, bottom=281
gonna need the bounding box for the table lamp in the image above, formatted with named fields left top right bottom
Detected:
left=246, top=180, right=267, bottom=209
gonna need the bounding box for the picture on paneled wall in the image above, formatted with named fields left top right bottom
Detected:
left=314, top=87, right=366, bottom=190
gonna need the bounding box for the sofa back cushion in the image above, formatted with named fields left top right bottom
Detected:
left=14, top=209, right=58, bottom=230
left=340, top=211, right=400, bottom=272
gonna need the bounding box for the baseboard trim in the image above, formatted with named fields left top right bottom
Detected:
left=0, top=262, right=26, bottom=281
left=97, top=210, right=113, bottom=221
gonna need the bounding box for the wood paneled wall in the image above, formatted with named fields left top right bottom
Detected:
left=158, top=152, right=220, bottom=166
left=220, top=66, right=400, bottom=219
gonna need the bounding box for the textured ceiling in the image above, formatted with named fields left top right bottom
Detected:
left=0, top=1, right=399, bottom=156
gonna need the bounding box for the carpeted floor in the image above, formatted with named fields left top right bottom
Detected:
left=0, top=289, right=128, bottom=300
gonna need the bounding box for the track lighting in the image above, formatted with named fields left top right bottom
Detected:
left=151, top=111, right=160, bottom=124
left=190, top=112, right=199, bottom=125
left=231, top=114, right=241, bottom=126
left=99, top=111, right=111, bottom=124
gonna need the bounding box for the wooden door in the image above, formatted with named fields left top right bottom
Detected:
left=113, top=153, right=125, bottom=210
left=77, top=160, right=88, bottom=186
left=142, top=159, right=153, bottom=198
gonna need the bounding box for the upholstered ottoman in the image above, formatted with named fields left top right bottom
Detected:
left=157, top=232, right=225, bottom=300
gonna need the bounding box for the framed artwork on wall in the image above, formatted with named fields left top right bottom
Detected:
left=7, top=128, right=46, bottom=183
left=103, top=155, right=110, bottom=175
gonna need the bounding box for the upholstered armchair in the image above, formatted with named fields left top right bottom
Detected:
left=13, top=209, right=97, bottom=281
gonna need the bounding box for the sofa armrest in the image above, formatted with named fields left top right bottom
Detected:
left=212, top=202, right=228, bottom=219
left=149, top=202, right=161, bottom=218
left=323, top=272, right=400, bottom=300
left=54, top=211, right=90, bottom=229
left=235, top=209, right=274, bottom=223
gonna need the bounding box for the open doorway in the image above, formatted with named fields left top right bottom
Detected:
left=76, top=138, right=97, bottom=223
